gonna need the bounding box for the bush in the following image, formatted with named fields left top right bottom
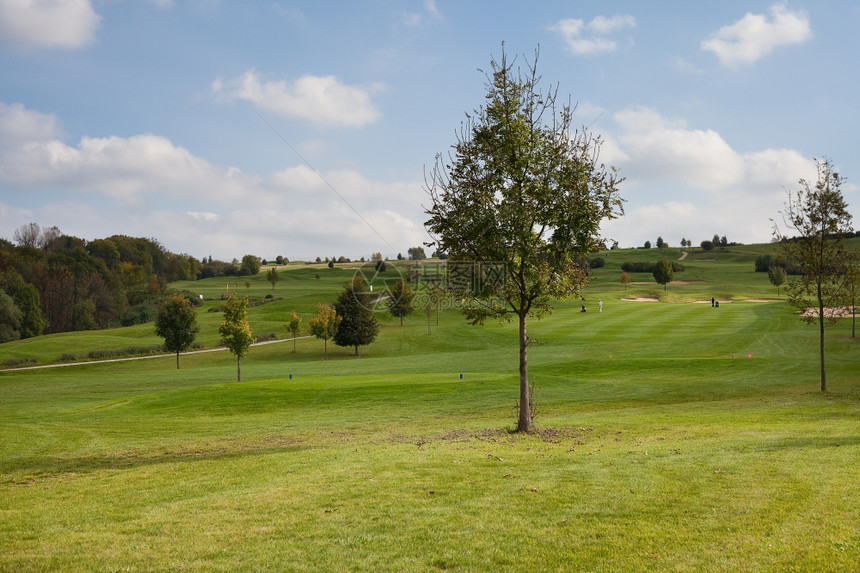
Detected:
left=2, top=357, right=37, bottom=367
left=590, top=257, right=606, bottom=269
left=58, top=353, right=76, bottom=362
left=700, top=240, right=714, bottom=251
left=87, top=345, right=165, bottom=360
left=621, top=261, right=685, bottom=273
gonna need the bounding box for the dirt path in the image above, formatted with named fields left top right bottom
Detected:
left=678, top=251, right=689, bottom=260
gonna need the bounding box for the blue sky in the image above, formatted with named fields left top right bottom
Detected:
left=1, top=0, right=858, bottom=261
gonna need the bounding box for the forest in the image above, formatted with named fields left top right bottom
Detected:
left=0, top=223, right=249, bottom=339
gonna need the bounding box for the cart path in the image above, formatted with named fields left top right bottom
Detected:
left=2, top=336, right=315, bottom=372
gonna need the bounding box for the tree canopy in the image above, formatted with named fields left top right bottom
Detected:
left=424, top=47, right=624, bottom=432
left=334, top=276, right=380, bottom=356
left=155, top=294, right=200, bottom=369
left=308, top=303, right=341, bottom=359
left=653, top=259, right=674, bottom=290
left=388, top=279, right=416, bottom=326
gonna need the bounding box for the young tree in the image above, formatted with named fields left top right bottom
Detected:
left=388, top=279, right=416, bottom=325
left=266, top=267, right=279, bottom=289
left=653, top=259, right=674, bottom=290
left=656, top=236, right=665, bottom=248
left=424, top=47, right=624, bottom=432
left=767, top=265, right=787, bottom=296
left=334, top=276, right=380, bottom=356
left=620, top=271, right=630, bottom=291
left=773, top=158, right=854, bottom=391
left=155, top=294, right=200, bottom=369
left=219, top=294, right=254, bottom=381
left=308, top=303, right=341, bottom=359
left=286, top=310, right=302, bottom=352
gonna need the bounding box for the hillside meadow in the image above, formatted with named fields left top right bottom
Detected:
left=1, top=244, right=859, bottom=572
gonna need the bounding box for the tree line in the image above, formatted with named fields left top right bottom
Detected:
left=0, top=223, right=263, bottom=340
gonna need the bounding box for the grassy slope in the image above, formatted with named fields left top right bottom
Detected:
left=1, top=245, right=859, bottom=572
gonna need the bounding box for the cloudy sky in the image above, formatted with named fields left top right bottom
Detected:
left=1, top=1, right=858, bottom=261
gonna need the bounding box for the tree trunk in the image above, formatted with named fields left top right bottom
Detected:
left=819, top=303, right=826, bottom=392
left=237, top=355, right=241, bottom=382
left=175, top=351, right=180, bottom=370
left=517, top=311, right=532, bottom=432
left=354, top=345, right=359, bottom=356
left=324, top=339, right=328, bottom=360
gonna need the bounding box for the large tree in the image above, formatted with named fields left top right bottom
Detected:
left=0, top=291, right=23, bottom=342
left=424, top=47, right=624, bottom=432
left=155, top=294, right=200, bottom=369
left=773, top=158, right=854, bottom=391
left=219, top=294, right=255, bottom=381
left=334, top=276, right=380, bottom=356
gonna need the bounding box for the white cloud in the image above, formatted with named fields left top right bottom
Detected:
left=187, top=211, right=219, bottom=222
left=550, top=14, right=635, bottom=56
left=0, top=103, right=427, bottom=260
left=0, top=0, right=101, bottom=50
left=613, top=106, right=745, bottom=190
left=401, top=0, right=442, bottom=27
left=0, top=102, right=61, bottom=148
left=212, top=69, right=382, bottom=128
left=599, top=106, right=819, bottom=247
left=701, top=4, right=812, bottom=67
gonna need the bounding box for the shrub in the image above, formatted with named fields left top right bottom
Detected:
left=621, top=261, right=685, bottom=273
left=700, top=240, right=714, bottom=251
left=2, top=357, right=37, bottom=367
left=87, top=345, right=165, bottom=360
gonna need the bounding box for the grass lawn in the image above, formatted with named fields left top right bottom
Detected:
left=1, top=246, right=859, bottom=571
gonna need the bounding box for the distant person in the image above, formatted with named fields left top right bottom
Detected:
left=581, top=305, right=587, bottom=313
left=598, top=299, right=603, bottom=313
left=711, top=297, right=715, bottom=307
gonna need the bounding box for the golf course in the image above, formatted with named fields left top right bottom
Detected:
left=1, top=244, right=858, bottom=572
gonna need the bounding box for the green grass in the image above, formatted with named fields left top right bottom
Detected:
left=1, top=246, right=859, bottom=571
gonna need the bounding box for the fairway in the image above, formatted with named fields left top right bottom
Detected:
left=1, top=250, right=859, bottom=572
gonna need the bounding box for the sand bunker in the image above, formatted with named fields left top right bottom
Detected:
left=802, top=307, right=856, bottom=319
